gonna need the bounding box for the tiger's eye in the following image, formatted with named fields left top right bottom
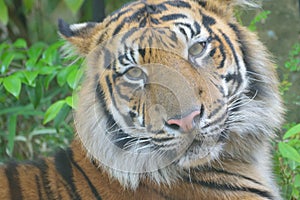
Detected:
left=125, top=67, right=144, bottom=80
left=189, top=42, right=206, bottom=56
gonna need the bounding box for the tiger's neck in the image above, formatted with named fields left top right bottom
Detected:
left=67, top=139, right=280, bottom=200
left=0, top=139, right=280, bottom=199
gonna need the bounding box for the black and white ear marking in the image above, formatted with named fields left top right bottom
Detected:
left=57, top=19, right=101, bottom=55
left=58, top=19, right=74, bottom=37
left=58, top=18, right=98, bottom=38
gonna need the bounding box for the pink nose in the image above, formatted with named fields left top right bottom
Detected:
left=167, top=110, right=201, bottom=132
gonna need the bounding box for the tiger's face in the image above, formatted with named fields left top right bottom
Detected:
left=59, top=0, right=283, bottom=188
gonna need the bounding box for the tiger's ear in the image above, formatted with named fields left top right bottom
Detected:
left=206, top=0, right=260, bottom=8
left=204, top=0, right=260, bottom=18
left=58, top=19, right=104, bottom=56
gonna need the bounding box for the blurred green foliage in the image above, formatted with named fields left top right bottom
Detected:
left=274, top=43, right=300, bottom=200
left=0, top=1, right=300, bottom=199
left=0, top=38, right=83, bottom=160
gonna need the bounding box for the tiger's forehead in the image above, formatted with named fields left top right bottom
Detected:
left=102, top=0, right=215, bottom=37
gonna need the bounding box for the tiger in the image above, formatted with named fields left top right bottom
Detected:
left=0, top=0, right=284, bottom=199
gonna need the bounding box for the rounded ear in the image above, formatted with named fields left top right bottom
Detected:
left=58, top=19, right=104, bottom=56
left=201, top=0, right=260, bottom=18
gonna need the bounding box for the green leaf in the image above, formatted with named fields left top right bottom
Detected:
left=0, top=42, right=9, bottom=55
left=38, top=66, right=57, bottom=75
left=6, top=115, right=17, bottom=157
left=13, top=39, right=27, bottom=48
left=44, top=72, right=57, bottom=89
left=0, top=0, right=8, bottom=25
left=1, top=52, right=15, bottom=74
left=26, top=80, right=43, bottom=108
left=28, top=42, right=46, bottom=63
left=3, top=75, right=22, bottom=98
left=284, top=124, right=300, bottom=139
left=65, top=96, right=75, bottom=108
left=43, top=100, right=66, bottom=124
left=67, top=67, right=83, bottom=89
left=42, top=41, right=63, bottom=65
left=64, top=0, right=84, bottom=14
left=25, top=58, right=38, bottom=70
left=278, top=142, right=300, bottom=163
left=23, top=70, right=38, bottom=86
left=295, top=174, right=300, bottom=188
left=54, top=105, right=71, bottom=129
left=57, top=66, right=75, bottom=86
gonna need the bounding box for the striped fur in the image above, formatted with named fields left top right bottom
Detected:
left=0, top=140, right=278, bottom=200
left=1, top=0, right=284, bottom=199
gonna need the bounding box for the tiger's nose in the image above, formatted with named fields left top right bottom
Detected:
left=166, top=110, right=201, bottom=132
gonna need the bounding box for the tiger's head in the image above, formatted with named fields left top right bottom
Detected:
left=59, top=0, right=283, bottom=189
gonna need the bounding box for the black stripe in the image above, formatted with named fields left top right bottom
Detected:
left=106, top=7, right=132, bottom=27
left=202, top=13, right=216, bottom=28
left=26, top=159, right=54, bottom=200
left=193, top=167, right=264, bottom=186
left=140, top=17, right=147, bottom=27
left=207, top=101, right=225, bottom=118
left=175, top=22, right=195, bottom=38
left=5, top=162, right=23, bottom=200
left=217, top=45, right=226, bottom=69
left=169, top=30, right=178, bottom=43
left=103, top=48, right=113, bottom=69
left=118, top=53, right=131, bottom=67
left=152, top=137, right=174, bottom=143
left=67, top=149, right=102, bottom=200
left=165, top=1, right=191, bottom=8
left=142, top=99, right=145, bottom=127
left=151, top=3, right=168, bottom=12
left=196, top=1, right=207, bottom=7
left=160, top=14, right=187, bottom=21
left=111, top=131, right=138, bottom=149
left=150, top=17, right=160, bottom=24
left=97, top=31, right=107, bottom=45
left=105, top=75, right=117, bottom=106
left=113, top=23, right=125, bottom=36
left=121, top=27, right=139, bottom=43
left=184, top=177, right=273, bottom=199
left=202, top=110, right=227, bottom=129
left=111, top=7, right=146, bottom=35
left=129, top=111, right=136, bottom=118
left=209, top=48, right=217, bottom=57
left=125, top=46, right=136, bottom=64
left=35, top=175, right=43, bottom=200
left=129, top=48, right=137, bottom=64
left=213, top=169, right=263, bottom=186
left=138, top=48, right=146, bottom=58
left=212, top=34, right=226, bottom=69
left=179, top=27, right=188, bottom=41
left=54, top=149, right=82, bottom=200
left=95, top=75, right=112, bottom=117
left=220, top=30, right=243, bottom=94
left=194, top=21, right=201, bottom=36
left=222, top=73, right=242, bottom=83
left=131, top=8, right=147, bottom=21
left=228, top=23, right=262, bottom=98
left=220, top=30, right=241, bottom=70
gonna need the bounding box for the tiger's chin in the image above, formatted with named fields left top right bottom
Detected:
left=176, top=139, right=224, bottom=168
